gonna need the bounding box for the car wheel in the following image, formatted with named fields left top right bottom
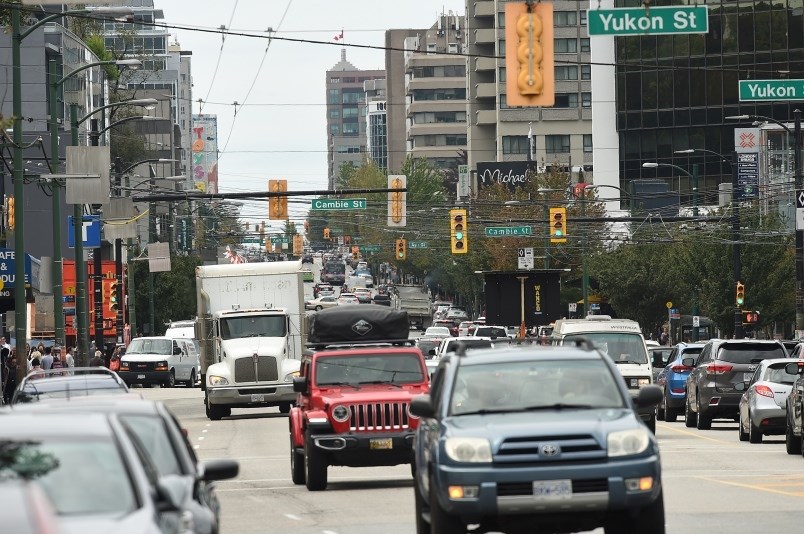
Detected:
left=748, top=414, right=763, bottom=444
left=429, top=475, right=465, bottom=534
left=646, top=414, right=656, bottom=434
left=187, top=369, right=196, bottom=388
left=315, top=306, right=323, bottom=311
left=304, top=430, right=327, bottom=491
left=696, top=399, right=712, bottom=430
left=664, top=392, right=678, bottom=423
left=786, top=422, right=801, bottom=454
left=657, top=393, right=665, bottom=421
left=738, top=417, right=749, bottom=442
left=414, top=480, right=431, bottom=534
left=163, top=370, right=175, bottom=388
left=684, top=397, right=697, bottom=428
left=279, top=402, right=292, bottom=414
left=290, top=433, right=305, bottom=485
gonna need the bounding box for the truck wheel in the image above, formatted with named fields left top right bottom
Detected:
left=207, top=395, right=229, bottom=420
left=606, top=490, right=665, bottom=534
left=290, top=434, right=305, bottom=485
left=162, top=370, right=175, bottom=388
left=429, top=475, right=465, bottom=534
left=304, top=430, right=327, bottom=491
left=187, top=369, right=196, bottom=388
left=414, top=482, right=431, bottom=534
left=279, top=402, right=292, bottom=414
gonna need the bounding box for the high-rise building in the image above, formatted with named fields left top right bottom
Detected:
left=364, top=79, right=388, bottom=170
left=385, top=29, right=424, bottom=173
left=325, top=50, right=385, bottom=188
left=465, top=1, right=593, bottom=184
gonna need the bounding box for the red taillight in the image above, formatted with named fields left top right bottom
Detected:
left=705, top=363, right=733, bottom=375
left=755, top=385, right=774, bottom=398
left=670, top=388, right=686, bottom=394
left=671, top=364, right=693, bottom=373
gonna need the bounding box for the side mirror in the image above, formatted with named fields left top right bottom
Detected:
left=734, top=382, right=747, bottom=392
left=786, top=362, right=804, bottom=375
left=173, top=346, right=182, bottom=355
left=681, top=357, right=696, bottom=367
left=199, top=459, right=239, bottom=482
left=632, top=385, right=663, bottom=408
left=292, top=376, right=308, bottom=394
left=154, top=474, right=186, bottom=512
left=409, top=394, right=435, bottom=418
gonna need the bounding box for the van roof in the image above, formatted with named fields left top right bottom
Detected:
left=553, top=316, right=642, bottom=334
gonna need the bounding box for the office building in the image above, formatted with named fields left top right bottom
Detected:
left=365, top=79, right=388, bottom=170
left=325, top=49, right=385, bottom=189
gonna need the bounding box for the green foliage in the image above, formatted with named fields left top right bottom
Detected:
left=83, top=34, right=120, bottom=81
left=131, top=255, right=202, bottom=336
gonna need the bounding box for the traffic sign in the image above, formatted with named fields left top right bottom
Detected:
left=693, top=316, right=700, bottom=327
left=311, top=198, right=367, bottom=210
left=485, top=226, right=533, bottom=237
left=568, top=302, right=577, bottom=313
left=587, top=6, right=709, bottom=36
left=517, top=247, right=534, bottom=269
left=270, top=236, right=290, bottom=244
left=359, top=245, right=381, bottom=253
left=739, top=79, right=804, bottom=102
left=67, top=214, right=101, bottom=248
left=409, top=241, right=428, bottom=249
left=0, top=248, right=32, bottom=289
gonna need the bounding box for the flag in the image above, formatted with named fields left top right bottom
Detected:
left=334, top=29, right=344, bottom=41
left=527, top=123, right=534, bottom=162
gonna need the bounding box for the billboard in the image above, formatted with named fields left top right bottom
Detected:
left=484, top=271, right=561, bottom=328
left=476, top=161, right=535, bottom=190
left=191, top=114, right=219, bottom=194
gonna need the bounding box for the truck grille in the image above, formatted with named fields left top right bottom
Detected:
left=128, top=361, right=155, bottom=372
left=234, top=356, right=278, bottom=383
left=348, top=402, right=410, bottom=431
left=495, top=434, right=604, bottom=463
left=497, top=478, right=608, bottom=497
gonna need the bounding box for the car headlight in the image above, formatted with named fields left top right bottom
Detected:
left=284, top=371, right=300, bottom=382
left=208, top=375, right=229, bottom=386
left=155, top=361, right=168, bottom=371
left=332, top=405, right=350, bottom=422
left=445, top=437, right=492, bottom=463
left=608, top=428, right=650, bottom=457
left=120, top=361, right=129, bottom=371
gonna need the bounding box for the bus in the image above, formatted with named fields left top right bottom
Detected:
left=320, top=261, right=346, bottom=285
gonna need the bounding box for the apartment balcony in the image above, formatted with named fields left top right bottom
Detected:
left=474, top=57, right=496, bottom=72
left=474, top=28, right=496, bottom=44
left=409, top=122, right=468, bottom=137
left=475, top=82, right=497, bottom=99
left=476, top=109, right=497, bottom=125
left=473, top=0, right=495, bottom=17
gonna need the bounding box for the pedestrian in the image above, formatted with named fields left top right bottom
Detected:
left=41, top=346, right=53, bottom=370
left=89, top=350, right=104, bottom=367
left=27, top=349, right=40, bottom=372
left=109, top=350, right=121, bottom=372
left=64, top=347, right=75, bottom=369
left=51, top=352, right=63, bottom=372
left=28, top=356, right=43, bottom=379
left=3, top=355, right=18, bottom=404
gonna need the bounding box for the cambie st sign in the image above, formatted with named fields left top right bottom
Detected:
left=310, top=198, right=367, bottom=210
left=587, top=6, right=709, bottom=36
left=738, top=80, right=804, bottom=102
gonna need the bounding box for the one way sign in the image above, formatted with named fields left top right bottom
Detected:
left=67, top=215, right=102, bottom=248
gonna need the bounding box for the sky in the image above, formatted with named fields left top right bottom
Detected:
left=155, top=0, right=465, bottom=233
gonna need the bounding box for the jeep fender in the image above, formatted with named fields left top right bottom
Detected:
left=304, top=409, right=331, bottom=433
left=289, top=407, right=305, bottom=447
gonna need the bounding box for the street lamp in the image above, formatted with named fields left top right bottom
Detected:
left=642, top=161, right=700, bottom=217
left=11, top=4, right=133, bottom=372
left=727, top=111, right=804, bottom=332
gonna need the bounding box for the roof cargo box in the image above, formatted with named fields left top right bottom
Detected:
left=308, top=305, right=409, bottom=345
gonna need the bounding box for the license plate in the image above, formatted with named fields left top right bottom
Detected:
left=532, top=480, right=572, bottom=500
left=251, top=394, right=265, bottom=402
left=137, top=374, right=145, bottom=379
left=743, top=373, right=754, bottom=381
left=369, top=438, right=393, bottom=450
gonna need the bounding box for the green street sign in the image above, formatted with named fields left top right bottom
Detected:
left=360, top=245, right=381, bottom=253
left=242, top=237, right=262, bottom=244
left=739, top=80, right=804, bottom=102
left=485, top=226, right=533, bottom=237
left=409, top=241, right=428, bottom=249
left=270, top=236, right=290, bottom=244
left=587, top=6, right=708, bottom=36
left=310, top=198, right=367, bottom=210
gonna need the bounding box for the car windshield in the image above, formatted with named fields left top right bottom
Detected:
left=718, top=343, right=786, bottom=364
left=0, top=438, right=137, bottom=516
left=425, top=327, right=451, bottom=337
left=14, top=377, right=127, bottom=404
left=220, top=315, right=287, bottom=339
left=564, top=333, right=649, bottom=364
left=119, top=415, right=182, bottom=476
left=315, top=353, right=425, bottom=386
left=126, top=338, right=172, bottom=355
left=451, top=359, right=626, bottom=416
left=474, top=327, right=507, bottom=338
left=763, top=362, right=799, bottom=385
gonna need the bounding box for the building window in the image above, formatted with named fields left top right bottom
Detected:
left=330, top=124, right=340, bottom=134
left=329, top=109, right=340, bottom=119
left=500, top=94, right=508, bottom=109
left=342, top=90, right=362, bottom=104
left=342, top=123, right=359, bottom=135
left=343, top=77, right=355, bottom=83
left=497, top=12, right=505, bottom=27
left=448, top=43, right=458, bottom=54
left=555, top=93, right=579, bottom=108
left=582, top=92, right=592, bottom=107
left=502, top=136, right=529, bottom=154
left=411, top=88, right=467, bottom=101
left=330, top=77, right=340, bottom=83
left=554, top=11, right=578, bottom=26
left=413, top=111, right=467, bottom=124
left=498, top=39, right=506, bottom=55
left=581, top=64, right=591, bottom=80
left=555, top=66, right=578, bottom=80
left=546, top=135, right=570, bottom=153
left=580, top=11, right=587, bottom=25
left=554, top=38, right=578, bottom=53
left=342, top=106, right=359, bottom=117
left=583, top=134, right=593, bottom=153
left=581, top=38, right=590, bottom=53
left=427, top=43, right=437, bottom=53
left=328, top=89, right=339, bottom=104
left=499, top=67, right=506, bottom=82
left=412, top=65, right=466, bottom=78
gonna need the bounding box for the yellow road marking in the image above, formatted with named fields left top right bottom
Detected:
left=658, top=423, right=739, bottom=445
left=696, top=476, right=804, bottom=498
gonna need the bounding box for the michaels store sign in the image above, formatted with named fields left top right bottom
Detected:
left=476, top=161, right=536, bottom=189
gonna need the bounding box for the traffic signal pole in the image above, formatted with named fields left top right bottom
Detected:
left=90, top=119, right=104, bottom=352
left=795, top=109, right=803, bottom=333
left=732, top=151, right=744, bottom=339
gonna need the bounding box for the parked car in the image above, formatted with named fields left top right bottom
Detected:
left=411, top=344, right=664, bottom=534
left=684, top=339, right=788, bottom=430
left=456, top=321, right=475, bottom=337
left=738, top=358, right=802, bottom=443
left=305, top=295, right=339, bottom=311
left=472, top=325, right=509, bottom=339
left=784, top=360, right=804, bottom=454
left=0, top=479, right=62, bottom=534
left=12, top=367, right=130, bottom=404
left=656, top=342, right=704, bottom=422
left=371, top=294, right=391, bottom=306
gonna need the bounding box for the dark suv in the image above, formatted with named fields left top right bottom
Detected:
left=411, top=343, right=664, bottom=534
left=684, top=339, right=788, bottom=430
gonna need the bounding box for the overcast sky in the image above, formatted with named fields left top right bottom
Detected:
left=156, top=0, right=464, bottom=231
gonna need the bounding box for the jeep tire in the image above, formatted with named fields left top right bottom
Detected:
left=429, top=475, right=464, bottom=534
left=304, top=430, right=327, bottom=491
left=290, top=434, right=305, bottom=485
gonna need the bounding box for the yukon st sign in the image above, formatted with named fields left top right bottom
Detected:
left=587, top=6, right=709, bottom=36
left=739, top=80, right=804, bottom=102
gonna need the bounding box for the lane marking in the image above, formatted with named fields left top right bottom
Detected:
left=322, top=531, right=339, bottom=534
left=658, top=423, right=739, bottom=445
left=193, top=445, right=200, bottom=450
left=202, top=429, right=208, bottom=433
left=198, top=436, right=205, bottom=441
left=696, top=475, right=804, bottom=498
left=285, top=514, right=301, bottom=521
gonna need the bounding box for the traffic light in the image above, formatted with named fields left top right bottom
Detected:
left=352, top=246, right=359, bottom=261
left=344, top=235, right=351, bottom=245
left=504, top=1, right=554, bottom=107
left=395, top=238, right=407, bottom=261
left=736, top=282, right=745, bottom=306
left=268, top=179, right=288, bottom=220
left=450, top=208, right=468, bottom=254
left=387, top=174, right=407, bottom=227
left=549, top=207, right=567, bottom=243
left=293, top=234, right=303, bottom=255
left=108, top=280, right=119, bottom=313
left=323, top=227, right=331, bottom=239
left=742, top=310, right=759, bottom=325
left=7, top=196, right=14, bottom=230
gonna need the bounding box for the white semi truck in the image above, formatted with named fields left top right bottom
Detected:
left=196, top=261, right=306, bottom=420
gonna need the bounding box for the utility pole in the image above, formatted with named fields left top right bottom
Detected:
left=795, top=109, right=803, bottom=333
left=90, top=119, right=104, bottom=353
left=48, top=59, right=65, bottom=348
left=732, top=151, right=743, bottom=339
left=114, top=157, right=124, bottom=345
left=70, top=104, right=89, bottom=365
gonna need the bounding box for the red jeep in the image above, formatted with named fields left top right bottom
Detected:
left=289, top=305, right=429, bottom=491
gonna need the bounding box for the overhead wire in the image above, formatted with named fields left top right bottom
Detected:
left=199, top=0, right=239, bottom=113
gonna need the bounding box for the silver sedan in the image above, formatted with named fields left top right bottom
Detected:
left=738, top=358, right=803, bottom=443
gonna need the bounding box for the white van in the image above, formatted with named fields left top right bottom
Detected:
left=119, top=336, right=199, bottom=388
left=551, top=315, right=656, bottom=431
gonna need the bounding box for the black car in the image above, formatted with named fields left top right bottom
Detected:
left=372, top=294, right=392, bottom=306
left=11, top=367, right=130, bottom=404
left=11, top=396, right=239, bottom=534
left=411, top=344, right=664, bottom=534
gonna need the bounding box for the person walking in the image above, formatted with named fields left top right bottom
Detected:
left=109, top=350, right=121, bottom=372
left=41, top=346, right=54, bottom=370
left=28, top=356, right=44, bottom=379
left=64, top=347, right=75, bottom=369
left=89, top=350, right=104, bottom=367
left=3, top=355, right=18, bottom=404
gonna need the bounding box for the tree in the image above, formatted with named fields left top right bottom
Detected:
left=131, top=254, right=201, bottom=335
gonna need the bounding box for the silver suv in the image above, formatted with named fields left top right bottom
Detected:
left=684, top=339, right=788, bottom=430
